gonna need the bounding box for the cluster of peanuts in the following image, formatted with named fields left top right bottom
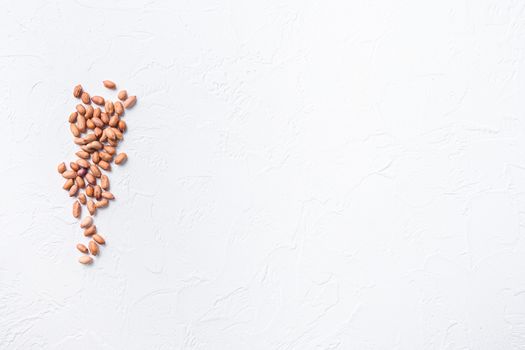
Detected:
left=57, top=80, right=137, bottom=265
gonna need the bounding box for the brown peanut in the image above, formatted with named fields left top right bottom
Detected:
left=77, top=243, right=88, bottom=254
left=115, top=153, right=127, bottom=165
left=84, top=225, right=97, bottom=236
left=117, top=90, right=127, bottom=101
left=73, top=84, right=83, bottom=98
left=103, top=80, right=116, bottom=89
left=123, top=96, right=137, bottom=109
left=81, top=92, right=90, bottom=104
left=78, top=255, right=93, bottom=264
left=58, top=162, right=66, bottom=174
left=80, top=216, right=93, bottom=228
left=89, top=240, right=99, bottom=256
left=91, top=96, right=105, bottom=105
left=73, top=201, right=81, bottom=218
left=93, top=234, right=105, bottom=245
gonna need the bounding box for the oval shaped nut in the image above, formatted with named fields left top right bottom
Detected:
left=103, top=80, right=117, bottom=89
left=100, top=112, right=109, bottom=125
left=91, top=117, right=104, bottom=128
left=69, top=184, right=78, bottom=197
left=94, top=185, right=102, bottom=200
left=104, top=145, right=116, bottom=155
left=81, top=92, right=91, bottom=104
left=103, top=80, right=116, bottom=89
left=114, top=101, right=124, bottom=116
left=70, top=124, right=80, bottom=137
left=101, top=175, right=109, bottom=190
left=98, top=160, right=111, bottom=171
left=105, top=100, right=115, bottom=116
left=76, top=159, right=90, bottom=168
left=93, top=234, right=105, bottom=245
left=117, top=90, right=128, bottom=101
left=70, top=162, right=80, bottom=171
left=73, top=201, right=81, bottom=218
left=75, top=176, right=85, bottom=188
left=57, top=162, right=66, bottom=174
left=80, top=216, right=93, bottom=228
left=113, top=128, right=123, bottom=140
left=102, top=80, right=117, bottom=90
left=85, top=105, right=94, bottom=118
left=73, top=137, right=86, bottom=146
left=76, top=150, right=90, bottom=159
left=76, top=104, right=86, bottom=115
left=77, top=114, right=86, bottom=131
left=85, top=173, right=96, bottom=185
left=94, top=127, right=103, bottom=139
left=78, top=192, right=87, bottom=205
left=84, top=133, right=97, bottom=143
left=63, top=179, right=74, bottom=190
left=109, top=115, right=119, bottom=127
left=92, top=151, right=101, bottom=164
left=77, top=167, right=88, bottom=177
left=90, top=164, right=101, bottom=178
left=79, top=255, right=93, bottom=264
left=84, top=225, right=97, bottom=236
left=115, top=153, right=128, bottom=165
left=123, top=95, right=137, bottom=109
left=91, top=96, right=105, bottom=106
left=99, top=152, right=112, bottom=162
left=77, top=243, right=88, bottom=254
left=102, top=191, right=114, bottom=200
left=85, top=185, right=94, bottom=197
left=87, top=200, right=96, bottom=215
left=73, top=84, right=83, bottom=98
left=93, top=107, right=101, bottom=119
left=86, top=119, right=95, bottom=130
left=88, top=141, right=103, bottom=150
left=81, top=145, right=95, bottom=153
left=96, top=199, right=109, bottom=208
left=118, top=120, right=127, bottom=132
left=69, top=111, right=78, bottom=123
left=89, top=240, right=99, bottom=256
left=105, top=127, right=116, bottom=140
left=62, top=170, right=77, bottom=179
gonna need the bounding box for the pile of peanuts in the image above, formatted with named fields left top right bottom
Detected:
left=57, top=80, right=136, bottom=265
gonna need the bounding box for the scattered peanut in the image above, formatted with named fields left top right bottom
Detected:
left=73, top=201, right=81, bottom=218
left=117, top=90, right=127, bottom=101
left=103, top=80, right=116, bottom=89
left=115, top=153, right=127, bottom=165
left=80, top=216, right=93, bottom=228
left=79, top=255, right=93, bottom=264
left=77, top=243, right=88, bottom=254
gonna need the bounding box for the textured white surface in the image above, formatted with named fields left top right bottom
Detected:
left=1, top=0, right=525, bottom=349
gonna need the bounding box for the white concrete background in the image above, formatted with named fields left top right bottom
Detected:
left=1, top=0, right=525, bottom=349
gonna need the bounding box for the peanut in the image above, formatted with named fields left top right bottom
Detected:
left=117, top=90, right=127, bottom=101
left=103, top=80, right=116, bottom=89
left=93, top=234, right=105, bottom=245
left=123, top=96, right=137, bottom=109
left=58, top=162, right=66, bottom=174
left=78, top=255, right=93, bottom=264
left=91, top=96, right=105, bottom=105
left=73, top=84, right=83, bottom=98
left=80, top=216, right=93, bottom=228
left=77, top=243, right=88, bottom=254
left=115, top=153, right=127, bottom=165
left=73, top=201, right=81, bottom=218
left=89, top=240, right=99, bottom=256
left=81, top=92, right=90, bottom=104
